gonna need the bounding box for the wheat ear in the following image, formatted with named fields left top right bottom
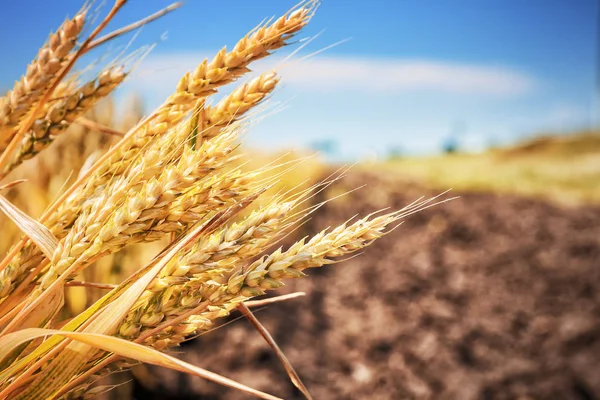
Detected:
left=49, top=72, right=279, bottom=238
left=83, top=6, right=312, bottom=193
left=198, top=72, right=280, bottom=143
left=0, top=13, right=86, bottom=152
left=118, top=200, right=296, bottom=340
left=40, top=132, right=239, bottom=289
left=4, top=67, right=127, bottom=173
left=136, top=209, right=402, bottom=349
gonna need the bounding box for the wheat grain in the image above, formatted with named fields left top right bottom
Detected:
left=1, top=120, right=248, bottom=300
left=48, top=72, right=279, bottom=241
left=0, top=70, right=279, bottom=296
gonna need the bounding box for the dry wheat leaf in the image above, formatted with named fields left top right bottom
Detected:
left=0, top=328, right=282, bottom=400
left=0, top=195, right=58, bottom=259
left=0, top=220, right=217, bottom=384
left=0, top=284, right=64, bottom=371
left=13, top=283, right=64, bottom=330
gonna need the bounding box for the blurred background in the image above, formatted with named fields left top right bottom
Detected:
left=1, top=0, right=600, bottom=399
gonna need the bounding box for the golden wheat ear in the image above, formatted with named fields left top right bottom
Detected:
left=4, top=67, right=127, bottom=174
left=0, top=12, right=87, bottom=153
left=117, top=198, right=300, bottom=342
left=77, top=5, right=316, bottom=197
left=6, top=193, right=267, bottom=400
left=131, top=195, right=452, bottom=352
left=46, top=71, right=280, bottom=236
left=22, top=8, right=316, bottom=270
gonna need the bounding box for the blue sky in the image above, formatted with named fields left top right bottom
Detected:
left=0, top=0, right=598, bottom=159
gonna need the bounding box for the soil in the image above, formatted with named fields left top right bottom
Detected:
left=129, top=171, right=600, bottom=400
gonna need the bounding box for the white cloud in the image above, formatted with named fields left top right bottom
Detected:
left=123, top=53, right=538, bottom=101
left=276, top=57, right=537, bottom=96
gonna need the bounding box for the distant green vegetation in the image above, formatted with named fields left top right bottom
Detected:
left=375, top=131, right=600, bottom=206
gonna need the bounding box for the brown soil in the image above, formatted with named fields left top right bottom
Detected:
left=130, top=171, right=600, bottom=400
